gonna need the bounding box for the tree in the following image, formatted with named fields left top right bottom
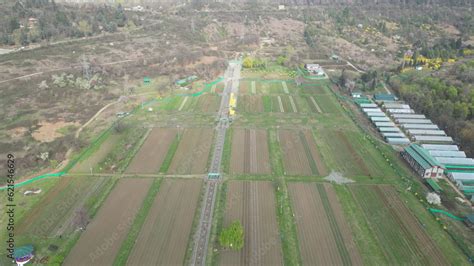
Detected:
left=78, top=20, right=92, bottom=36
left=219, top=221, right=244, bottom=250
left=242, top=57, right=254, bottom=68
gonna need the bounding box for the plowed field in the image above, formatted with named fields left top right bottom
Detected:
left=219, top=181, right=283, bottom=265
left=230, top=129, right=271, bottom=175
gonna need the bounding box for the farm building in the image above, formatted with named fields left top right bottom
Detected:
left=383, top=103, right=410, bottom=109
left=428, top=150, right=466, bottom=158
left=422, top=144, right=459, bottom=151
left=435, top=157, right=474, bottom=166
left=396, top=119, right=432, bottom=124
left=375, top=122, right=395, bottom=127
left=402, top=124, right=439, bottom=130
left=406, top=129, right=446, bottom=136
left=391, top=114, right=426, bottom=119
left=387, top=137, right=411, bottom=145
left=305, top=64, right=325, bottom=76
left=374, top=93, right=397, bottom=102
left=371, top=116, right=391, bottom=122
left=378, top=127, right=401, bottom=133
left=402, top=144, right=444, bottom=178
left=448, top=172, right=474, bottom=183
left=413, top=135, right=453, bottom=144
left=360, top=103, right=378, bottom=108
left=387, top=108, right=415, bottom=114
left=366, top=112, right=387, bottom=117
left=382, top=132, right=406, bottom=138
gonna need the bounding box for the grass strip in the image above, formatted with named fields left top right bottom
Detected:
left=317, top=184, right=352, bottom=266
left=299, top=131, right=319, bottom=175
left=221, top=127, right=233, bottom=174
left=113, top=178, right=162, bottom=266
left=159, top=133, right=180, bottom=173
left=275, top=178, right=302, bottom=265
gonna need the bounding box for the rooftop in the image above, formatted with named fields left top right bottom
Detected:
left=422, top=144, right=459, bottom=151
left=404, top=144, right=443, bottom=170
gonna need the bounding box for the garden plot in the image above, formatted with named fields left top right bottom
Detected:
left=64, top=178, right=152, bottom=266
left=279, top=130, right=327, bottom=176
left=127, top=179, right=202, bottom=265
left=238, top=95, right=264, bottom=113
left=70, top=133, right=121, bottom=173
left=219, top=181, right=283, bottom=265
left=230, top=129, right=271, bottom=175
left=196, top=94, right=221, bottom=113
left=125, top=128, right=177, bottom=174
left=288, top=183, right=362, bottom=265
left=168, top=128, right=214, bottom=174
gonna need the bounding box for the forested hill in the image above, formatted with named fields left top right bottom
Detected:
left=54, top=0, right=473, bottom=7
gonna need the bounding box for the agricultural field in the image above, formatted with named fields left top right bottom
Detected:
left=278, top=129, right=327, bottom=176
left=349, top=185, right=447, bottom=265
left=218, top=181, right=283, bottom=265
left=64, top=178, right=152, bottom=265
left=125, top=128, right=177, bottom=174
left=229, top=128, right=271, bottom=175
left=168, top=128, right=214, bottom=174
left=196, top=94, right=221, bottom=113
left=288, top=182, right=362, bottom=265
left=237, top=95, right=264, bottom=113
left=70, top=133, right=121, bottom=173
left=127, top=178, right=202, bottom=265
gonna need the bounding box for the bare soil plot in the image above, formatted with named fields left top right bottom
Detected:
left=197, top=94, right=221, bottom=113
left=127, top=179, right=202, bottom=265
left=288, top=183, right=362, bottom=265
left=349, top=185, right=446, bottom=265
left=168, top=128, right=214, bottom=174
left=279, top=130, right=327, bottom=176
left=239, top=80, right=250, bottom=94
left=280, top=95, right=298, bottom=113
left=230, top=129, right=271, bottom=175
left=125, top=128, right=177, bottom=174
left=219, top=181, right=283, bottom=265
left=64, top=178, right=152, bottom=266
left=71, top=133, right=120, bottom=173
left=238, top=95, right=264, bottom=113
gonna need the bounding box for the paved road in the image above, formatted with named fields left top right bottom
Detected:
left=190, top=60, right=241, bottom=266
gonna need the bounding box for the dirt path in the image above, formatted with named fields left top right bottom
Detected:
left=179, top=96, right=189, bottom=111
left=277, top=96, right=284, bottom=112
left=282, top=81, right=289, bottom=94
left=289, top=95, right=298, bottom=112
left=309, top=96, right=323, bottom=113
left=251, top=81, right=256, bottom=94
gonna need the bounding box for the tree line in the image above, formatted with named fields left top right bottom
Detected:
left=0, top=0, right=131, bottom=46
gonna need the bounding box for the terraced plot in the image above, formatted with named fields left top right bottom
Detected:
left=219, top=181, right=283, bottom=265
left=64, top=178, right=152, bottom=266
left=125, top=128, right=177, bottom=174
left=168, top=128, right=214, bottom=174
left=279, top=129, right=327, bottom=176
left=288, top=183, right=362, bottom=265
left=230, top=129, right=271, bottom=174
left=349, top=185, right=447, bottom=265
left=127, top=179, right=202, bottom=265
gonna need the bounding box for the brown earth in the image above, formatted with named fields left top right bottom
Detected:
left=230, top=129, right=271, bottom=175
left=125, top=128, right=177, bottom=174
left=32, top=120, right=80, bottom=142
left=288, top=182, right=362, bottom=265
left=168, top=128, right=214, bottom=174
left=127, top=178, right=202, bottom=265
left=64, top=178, right=152, bottom=266
left=279, top=129, right=326, bottom=176
left=219, top=181, right=283, bottom=265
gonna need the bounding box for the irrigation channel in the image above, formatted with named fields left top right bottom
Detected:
left=190, top=60, right=241, bottom=266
